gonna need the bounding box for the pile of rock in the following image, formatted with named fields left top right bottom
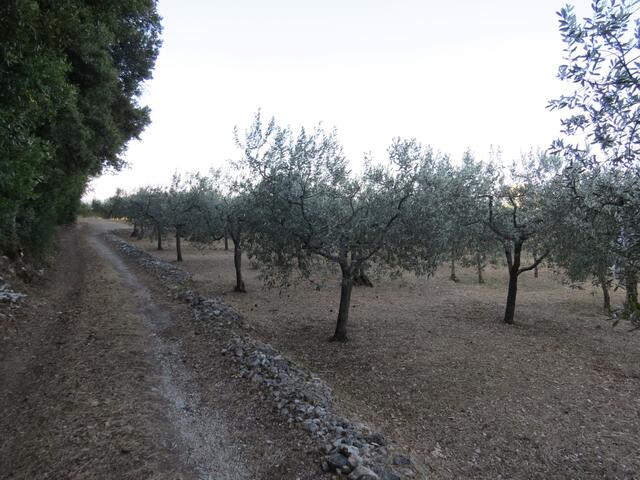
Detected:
left=107, top=234, right=191, bottom=284
left=223, top=336, right=418, bottom=480
left=106, top=234, right=421, bottom=480
left=175, top=289, right=248, bottom=330
left=0, top=275, right=26, bottom=303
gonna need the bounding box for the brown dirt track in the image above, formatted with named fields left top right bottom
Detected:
left=0, top=220, right=326, bottom=480
left=128, top=233, right=640, bottom=479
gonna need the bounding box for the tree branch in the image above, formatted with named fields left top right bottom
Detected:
left=518, top=250, right=549, bottom=274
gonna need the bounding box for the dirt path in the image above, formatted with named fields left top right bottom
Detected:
left=0, top=221, right=323, bottom=479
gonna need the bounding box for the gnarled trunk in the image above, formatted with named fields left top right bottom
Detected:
left=332, top=265, right=353, bottom=342
left=233, top=239, right=246, bottom=292
left=449, top=252, right=458, bottom=283
left=131, top=223, right=139, bottom=238
left=175, top=225, right=183, bottom=262
left=504, top=271, right=518, bottom=324
left=476, top=250, right=485, bottom=284
left=601, top=282, right=611, bottom=312
left=156, top=226, right=163, bottom=250
left=503, top=241, right=522, bottom=325
left=224, top=235, right=229, bottom=251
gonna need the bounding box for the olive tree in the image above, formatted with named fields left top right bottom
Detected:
left=441, top=151, right=500, bottom=284
left=549, top=0, right=640, bottom=311
left=483, top=154, right=564, bottom=324
left=103, top=187, right=162, bottom=245
left=219, top=192, right=254, bottom=293
left=549, top=193, right=618, bottom=311
left=122, top=189, right=153, bottom=239
left=237, top=114, right=443, bottom=341
left=140, top=187, right=169, bottom=251
left=164, top=173, right=213, bottom=262
left=179, top=172, right=254, bottom=293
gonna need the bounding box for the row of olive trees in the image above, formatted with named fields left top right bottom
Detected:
left=95, top=0, right=640, bottom=338
left=96, top=114, right=629, bottom=340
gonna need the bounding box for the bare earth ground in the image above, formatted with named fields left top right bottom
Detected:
left=0, top=220, right=325, bottom=480
left=127, top=233, right=640, bottom=479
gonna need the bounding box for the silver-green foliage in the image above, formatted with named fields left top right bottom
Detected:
left=549, top=0, right=640, bottom=310
left=235, top=113, right=451, bottom=340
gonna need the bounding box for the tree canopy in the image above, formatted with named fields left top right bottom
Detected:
left=549, top=0, right=640, bottom=313
left=0, top=1, right=162, bottom=257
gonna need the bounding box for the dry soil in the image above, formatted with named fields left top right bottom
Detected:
left=126, top=232, right=640, bottom=479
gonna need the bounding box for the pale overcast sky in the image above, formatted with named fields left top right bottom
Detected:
left=87, top=0, right=580, bottom=200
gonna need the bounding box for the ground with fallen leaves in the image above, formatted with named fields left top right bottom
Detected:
left=130, top=233, right=640, bottom=479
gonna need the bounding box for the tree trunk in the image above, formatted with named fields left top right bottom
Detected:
left=450, top=254, right=458, bottom=283
left=3, top=210, right=20, bottom=260
left=601, top=282, right=611, bottom=312
left=353, top=265, right=373, bottom=287
left=156, top=226, right=163, bottom=250
left=175, top=225, right=183, bottom=262
left=597, top=270, right=611, bottom=312
left=476, top=250, right=484, bottom=284
left=233, top=239, right=246, bottom=292
left=224, top=235, right=229, bottom=251
left=131, top=223, right=139, bottom=238
left=332, top=266, right=353, bottom=342
left=532, top=249, right=540, bottom=278
left=503, top=242, right=522, bottom=324
left=137, top=225, right=144, bottom=240
left=625, top=271, right=638, bottom=311
left=504, top=270, right=518, bottom=324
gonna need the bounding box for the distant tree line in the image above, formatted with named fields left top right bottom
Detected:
left=0, top=1, right=161, bottom=257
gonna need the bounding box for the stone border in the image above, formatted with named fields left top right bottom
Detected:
left=106, top=234, right=421, bottom=480
left=0, top=275, right=26, bottom=303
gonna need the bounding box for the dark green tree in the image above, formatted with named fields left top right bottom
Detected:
left=0, top=1, right=161, bottom=257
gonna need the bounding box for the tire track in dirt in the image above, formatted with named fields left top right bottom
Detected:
left=88, top=228, right=251, bottom=480
left=0, top=226, right=85, bottom=477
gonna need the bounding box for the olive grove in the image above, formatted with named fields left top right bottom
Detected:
left=100, top=105, right=640, bottom=338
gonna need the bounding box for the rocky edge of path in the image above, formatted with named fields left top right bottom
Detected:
left=107, top=233, right=422, bottom=480
left=0, top=256, right=28, bottom=303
